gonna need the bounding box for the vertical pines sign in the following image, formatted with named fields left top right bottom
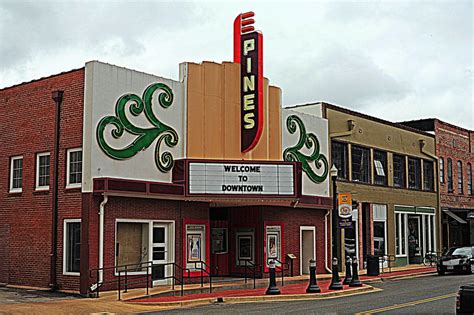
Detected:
left=234, top=12, right=264, bottom=153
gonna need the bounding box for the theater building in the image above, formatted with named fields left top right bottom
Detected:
left=289, top=103, right=440, bottom=267
left=0, top=14, right=334, bottom=294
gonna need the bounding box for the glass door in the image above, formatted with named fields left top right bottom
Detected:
left=408, top=216, right=422, bottom=264
left=152, top=224, right=168, bottom=284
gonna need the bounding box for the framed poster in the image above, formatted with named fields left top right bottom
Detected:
left=236, top=234, right=254, bottom=264
left=187, top=233, right=201, bottom=262
left=211, top=228, right=228, bottom=254
left=265, top=225, right=282, bottom=269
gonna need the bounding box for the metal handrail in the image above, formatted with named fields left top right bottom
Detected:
left=192, top=260, right=216, bottom=293
left=89, top=261, right=191, bottom=300
left=267, top=258, right=290, bottom=286
left=239, top=259, right=257, bottom=289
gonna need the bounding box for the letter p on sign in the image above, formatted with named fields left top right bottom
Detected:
left=243, top=39, right=255, bottom=55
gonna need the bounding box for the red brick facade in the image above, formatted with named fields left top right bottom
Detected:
left=0, top=69, right=85, bottom=290
left=434, top=120, right=474, bottom=246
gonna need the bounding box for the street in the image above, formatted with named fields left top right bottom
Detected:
left=150, top=273, right=474, bottom=314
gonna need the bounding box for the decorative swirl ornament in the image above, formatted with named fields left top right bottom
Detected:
left=96, top=83, right=179, bottom=173
left=283, top=115, right=329, bottom=183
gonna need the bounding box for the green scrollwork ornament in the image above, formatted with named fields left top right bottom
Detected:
left=283, top=115, right=328, bottom=183
left=96, top=83, right=179, bottom=173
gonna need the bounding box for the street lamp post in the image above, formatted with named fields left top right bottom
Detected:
left=329, top=164, right=343, bottom=290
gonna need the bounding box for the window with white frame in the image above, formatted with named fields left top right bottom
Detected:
left=64, top=220, right=81, bottom=274
left=67, top=148, right=82, bottom=188
left=395, top=212, right=407, bottom=256
left=457, top=160, right=463, bottom=194
left=10, top=156, right=23, bottom=193
left=36, top=152, right=50, bottom=190
left=439, top=158, right=444, bottom=183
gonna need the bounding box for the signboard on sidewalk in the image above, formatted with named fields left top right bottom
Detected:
left=338, top=192, right=353, bottom=228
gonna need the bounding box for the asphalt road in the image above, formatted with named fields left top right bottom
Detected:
left=150, top=273, right=474, bottom=314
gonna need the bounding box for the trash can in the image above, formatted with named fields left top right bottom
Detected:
left=366, top=255, right=380, bottom=276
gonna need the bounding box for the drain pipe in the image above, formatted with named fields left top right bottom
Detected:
left=50, top=90, right=64, bottom=291
left=99, top=194, right=108, bottom=283
left=324, top=209, right=332, bottom=273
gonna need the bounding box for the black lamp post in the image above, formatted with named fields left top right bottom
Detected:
left=329, top=164, right=343, bottom=290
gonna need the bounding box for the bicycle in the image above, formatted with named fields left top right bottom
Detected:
left=423, top=252, right=438, bottom=267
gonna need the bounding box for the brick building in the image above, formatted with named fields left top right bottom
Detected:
left=290, top=103, right=440, bottom=268
left=401, top=119, right=474, bottom=247
left=0, top=58, right=334, bottom=294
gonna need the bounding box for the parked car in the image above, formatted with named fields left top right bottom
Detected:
left=437, top=246, right=474, bottom=275
left=456, top=283, right=474, bottom=314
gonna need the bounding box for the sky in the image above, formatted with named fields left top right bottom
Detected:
left=1, top=0, right=473, bottom=129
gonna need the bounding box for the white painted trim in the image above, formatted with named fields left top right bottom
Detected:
left=114, top=219, right=175, bottom=282
left=9, top=155, right=23, bottom=193
left=66, top=148, right=82, bottom=188
left=63, top=219, right=81, bottom=276
left=35, top=152, right=50, bottom=191
left=299, top=226, right=316, bottom=275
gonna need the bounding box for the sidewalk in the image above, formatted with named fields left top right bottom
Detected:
left=0, top=265, right=436, bottom=314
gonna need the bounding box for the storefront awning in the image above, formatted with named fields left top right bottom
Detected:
left=443, top=209, right=467, bottom=224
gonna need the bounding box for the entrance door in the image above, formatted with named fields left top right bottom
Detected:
left=408, top=216, right=422, bottom=264
left=300, top=227, right=315, bottom=275
left=152, top=224, right=169, bottom=284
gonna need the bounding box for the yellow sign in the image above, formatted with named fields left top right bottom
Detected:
left=338, top=192, right=352, bottom=219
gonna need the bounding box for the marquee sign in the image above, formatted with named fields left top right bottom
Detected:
left=188, top=161, right=295, bottom=196
left=234, top=11, right=263, bottom=153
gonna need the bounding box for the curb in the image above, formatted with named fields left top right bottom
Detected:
left=127, top=285, right=377, bottom=307
left=362, top=270, right=437, bottom=284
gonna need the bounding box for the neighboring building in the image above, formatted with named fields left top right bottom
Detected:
left=0, top=59, right=333, bottom=294
left=289, top=103, right=440, bottom=268
left=401, top=119, right=474, bottom=247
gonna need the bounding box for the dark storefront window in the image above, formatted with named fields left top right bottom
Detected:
left=393, top=154, right=406, bottom=188
left=373, top=150, right=387, bottom=186
left=351, top=145, right=370, bottom=183
left=331, top=141, right=348, bottom=180
left=65, top=221, right=81, bottom=273
left=423, top=160, right=434, bottom=191
left=447, top=158, right=453, bottom=193
left=457, top=161, right=463, bottom=194
left=408, top=157, right=421, bottom=190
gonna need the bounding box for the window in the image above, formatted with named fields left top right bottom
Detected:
left=439, top=158, right=444, bottom=183
left=67, top=148, right=82, bottom=188
left=9, top=156, right=23, bottom=193
left=393, top=154, right=406, bottom=188
left=211, top=228, right=228, bottom=254
left=351, top=145, right=370, bottom=183
left=395, top=212, right=407, bottom=256
left=457, top=161, right=463, bottom=194
left=447, top=158, right=453, bottom=193
left=468, top=163, right=472, bottom=195
left=64, top=220, right=81, bottom=274
left=373, top=150, right=387, bottom=186
left=408, top=157, right=421, bottom=190
left=331, top=141, right=348, bottom=180
left=423, top=160, right=434, bottom=192
left=36, top=152, right=50, bottom=190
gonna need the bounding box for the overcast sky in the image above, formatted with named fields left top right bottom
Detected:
left=1, top=0, right=472, bottom=129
